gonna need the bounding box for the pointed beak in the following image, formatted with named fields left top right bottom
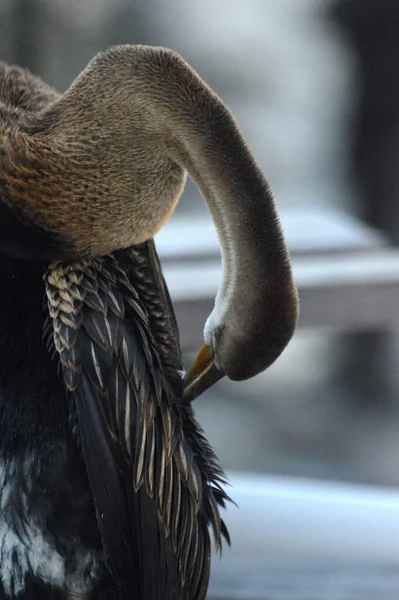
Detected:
left=183, top=344, right=225, bottom=402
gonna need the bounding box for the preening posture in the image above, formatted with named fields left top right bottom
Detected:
left=0, top=46, right=298, bottom=599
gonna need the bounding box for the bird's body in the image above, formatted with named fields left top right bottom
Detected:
left=0, top=247, right=228, bottom=600
left=0, top=62, right=229, bottom=600
left=0, top=46, right=298, bottom=599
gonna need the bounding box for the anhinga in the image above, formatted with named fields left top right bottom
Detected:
left=0, top=46, right=298, bottom=599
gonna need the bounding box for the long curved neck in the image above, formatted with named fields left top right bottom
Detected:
left=171, top=114, right=291, bottom=337
left=123, top=47, right=295, bottom=346
left=1, top=46, right=297, bottom=361
left=128, top=47, right=297, bottom=377
left=77, top=45, right=294, bottom=329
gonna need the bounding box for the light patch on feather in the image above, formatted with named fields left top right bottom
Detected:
left=0, top=455, right=102, bottom=596
left=0, top=457, right=65, bottom=595
left=90, top=341, right=103, bottom=388
left=0, top=521, right=66, bottom=595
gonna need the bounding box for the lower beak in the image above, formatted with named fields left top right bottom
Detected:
left=183, top=344, right=225, bottom=402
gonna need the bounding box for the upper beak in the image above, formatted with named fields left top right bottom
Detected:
left=183, top=344, right=225, bottom=402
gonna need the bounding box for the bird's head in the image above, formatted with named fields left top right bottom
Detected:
left=183, top=233, right=298, bottom=400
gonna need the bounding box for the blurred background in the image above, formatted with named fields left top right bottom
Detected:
left=2, top=0, right=399, bottom=597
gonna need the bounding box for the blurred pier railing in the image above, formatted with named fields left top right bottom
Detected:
left=156, top=207, right=399, bottom=352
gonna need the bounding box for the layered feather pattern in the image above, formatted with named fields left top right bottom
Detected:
left=44, top=247, right=230, bottom=599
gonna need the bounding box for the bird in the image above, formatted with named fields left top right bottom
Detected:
left=0, top=45, right=298, bottom=599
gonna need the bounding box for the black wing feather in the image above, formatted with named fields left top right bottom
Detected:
left=44, top=248, right=230, bottom=600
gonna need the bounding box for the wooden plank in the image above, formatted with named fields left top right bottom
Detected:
left=155, top=208, right=386, bottom=262
left=162, top=251, right=399, bottom=351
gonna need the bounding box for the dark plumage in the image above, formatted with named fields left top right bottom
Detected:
left=0, top=45, right=298, bottom=599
